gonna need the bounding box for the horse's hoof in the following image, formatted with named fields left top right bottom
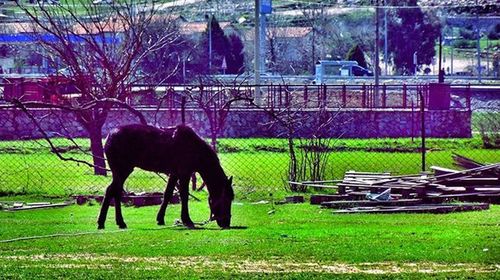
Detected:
left=118, top=223, right=127, bottom=229
left=157, top=220, right=165, bottom=226
left=184, top=222, right=195, bottom=229
left=97, top=224, right=105, bottom=230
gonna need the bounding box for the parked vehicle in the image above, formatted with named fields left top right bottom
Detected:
left=342, top=65, right=373, bottom=76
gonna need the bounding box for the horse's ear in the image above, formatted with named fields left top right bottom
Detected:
left=228, top=176, right=233, bottom=185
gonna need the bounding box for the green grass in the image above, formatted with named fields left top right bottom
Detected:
left=0, top=202, right=498, bottom=279
left=0, top=136, right=498, bottom=200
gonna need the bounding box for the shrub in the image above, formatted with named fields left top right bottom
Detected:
left=487, top=23, right=500, bottom=40
left=473, top=113, right=500, bottom=149
left=453, top=39, right=476, bottom=49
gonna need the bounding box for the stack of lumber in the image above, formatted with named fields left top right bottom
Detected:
left=290, top=156, right=499, bottom=214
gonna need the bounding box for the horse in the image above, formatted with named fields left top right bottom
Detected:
left=97, top=124, right=234, bottom=230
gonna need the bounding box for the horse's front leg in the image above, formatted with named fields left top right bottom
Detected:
left=98, top=178, right=126, bottom=229
left=178, top=175, right=195, bottom=229
left=156, top=174, right=178, bottom=226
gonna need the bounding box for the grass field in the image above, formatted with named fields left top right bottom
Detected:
left=0, top=200, right=498, bottom=279
left=0, top=136, right=499, bottom=200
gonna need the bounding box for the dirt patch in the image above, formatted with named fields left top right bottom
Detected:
left=1, top=254, right=498, bottom=274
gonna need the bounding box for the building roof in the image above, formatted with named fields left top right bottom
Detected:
left=244, top=26, right=312, bottom=41
left=0, top=22, right=42, bottom=33
left=179, top=21, right=231, bottom=35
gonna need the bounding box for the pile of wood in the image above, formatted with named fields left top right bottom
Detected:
left=290, top=156, right=499, bottom=214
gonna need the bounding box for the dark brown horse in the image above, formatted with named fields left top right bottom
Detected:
left=97, top=124, right=234, bottom=229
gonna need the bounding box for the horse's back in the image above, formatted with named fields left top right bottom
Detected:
left=105, top=124, right=176, bottom=172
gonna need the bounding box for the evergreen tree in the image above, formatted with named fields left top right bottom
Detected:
left=386, top=0, right=441, bottom=74
left=227, top=33, right=245, bottom=74
left=345, top=44, right=367, bottom=68
left=193, top=17, right=245, bottom=75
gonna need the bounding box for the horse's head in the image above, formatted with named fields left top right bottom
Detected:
left=209, top=176, right=234, bottom=229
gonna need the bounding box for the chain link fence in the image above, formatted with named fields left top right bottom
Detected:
left=0, top=83, right=498, bottom=199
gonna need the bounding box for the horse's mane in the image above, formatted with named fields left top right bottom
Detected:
left=172, top=125, right=233, bottom=200
left=173, top=125, right=217, bottom=159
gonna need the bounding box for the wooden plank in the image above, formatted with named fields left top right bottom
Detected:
left=345, top=171, right=391, bottom=176
left=433, top=163, right=500, bottom=182
left=333, top=203, right=489, bottom=214
left=310, top=194, right=350, bottom=205
left=321, top=199, right=422, bottom=209
left=439, top=177, right=500, bottom=187
left=288, top=181, right=339, bottom=189
left=295, top=180, right=343, bottom=184
left=452, top=153, right=484, bottom=169
left=425, top=191, right=500, bottom=204
left=431, top=166, right=459, bottom=176
left=4, top=201, right=74, bottom=211
left=338, top=183, right=423, bottom=190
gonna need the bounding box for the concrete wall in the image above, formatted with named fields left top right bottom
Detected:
left=0, top=108, right=472, bottom=140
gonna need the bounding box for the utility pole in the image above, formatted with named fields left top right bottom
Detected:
left=259, top=9, right=266, bottom=74
left=475, top=0, right=481, bottom=82
left=438, top=32, right=443, bottom=83
left=384, top=6, right=388, bottom=76
left=254, top=0, right=261, bottom=104
left=205, top=14, right=213, bottom=72
left=451, top=28, right=454, bottom=75
left=374, top=0, right=381, bottom=106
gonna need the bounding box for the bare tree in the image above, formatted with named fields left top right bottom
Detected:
left=298, top=2, right=331, bottom=73
left=184, top=78, right=253, bottom=151
left=11, top=0, right=180, bottom=175
left=250, top=83, right=348, bottom=192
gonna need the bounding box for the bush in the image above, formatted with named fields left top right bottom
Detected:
left=473, top=113, right=500, bottom=149
left=487, top=23, right=500, bottom=40
left=453, top=39, right=476, bottom=49
left=459, top=26, right=479, bottom=40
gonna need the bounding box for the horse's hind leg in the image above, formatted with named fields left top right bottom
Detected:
left=113, top=184, right=128, bottom=229
left=178, top=175, right=195, bottom=229
left=156, top=174, right=178, bottom=226
left=97, top=168, right=131, bottom=229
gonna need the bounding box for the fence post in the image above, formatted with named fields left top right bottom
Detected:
left=322, top=84, right=327, bottom=108
left=382, top=84, right=386, bottom=108
left=361, top=84, right=366, bottom=108
left=267, top=84, right=271, bottom=109
left=181, top=96, right=186, bottom=125
left=303, top=85, right=308, bottom=107
left=370, top=84, right=374, bottom=108
left=342, top=84, right=346, bottom=107
left=402, top=84, right=407, bottom=108
left=278, top=84, right=283, bottom=107
left=285, top=85, right=290, bottom=107
left=317, top=85, right=321, bottom=107
left=419, top=88, right=426, bottom=172
left=466, top=83, right=471, bottom=111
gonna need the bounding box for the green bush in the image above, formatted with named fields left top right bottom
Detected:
left=473, top=112, right=500, bottom=149
left=453, top=39, right=476, bottom=49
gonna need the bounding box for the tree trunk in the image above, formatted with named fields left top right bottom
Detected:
left=88, top=124, right=107, bottom=176
left=210, top=131, right=218, bottom=152
left=287, top=133, right=297, bottom=183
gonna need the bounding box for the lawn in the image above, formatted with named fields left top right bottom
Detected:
left=0, top=134, right=498, bottom=278
left=0, top=136, right=498, bottom=200
left=0, top=200, right=498, bottom=279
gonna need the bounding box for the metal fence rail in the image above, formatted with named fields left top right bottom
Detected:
left=0, top=82, right=497, bottom=198
left=127, top=83, right=472, bottom=111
